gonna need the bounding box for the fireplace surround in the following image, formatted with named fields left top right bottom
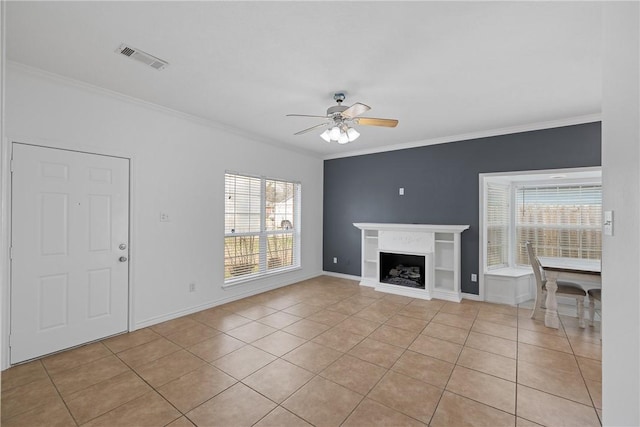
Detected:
left=354, top=223, right=469, bottom=302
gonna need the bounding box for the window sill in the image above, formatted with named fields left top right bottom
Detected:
left=222, top=266, right=302, bottom=289
left=485, top=267, right=533, bottom=278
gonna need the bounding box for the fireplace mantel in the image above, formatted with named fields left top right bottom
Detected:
left=354, top=223, right=469, bottom=302
left=354, top=223, right=470, bottom=234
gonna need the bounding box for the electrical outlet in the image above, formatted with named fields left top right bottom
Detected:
left=159, top=212, right=170, bottom=222
left=189, top=282, right=196, bottom=292
left=471, top=273, right=477, bottom=282
left=333, top=257, right=338, bottom=264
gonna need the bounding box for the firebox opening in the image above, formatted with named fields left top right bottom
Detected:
left=379, top=252, right=425, bottom=289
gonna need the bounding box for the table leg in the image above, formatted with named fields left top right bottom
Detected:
left=544, top=273, right=560, bottom=329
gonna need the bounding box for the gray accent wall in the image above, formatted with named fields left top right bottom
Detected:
left=323, top=122, right=602, bottom=294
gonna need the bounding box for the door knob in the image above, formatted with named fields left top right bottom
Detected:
left=119, top=256, right=128, bottom=262
left=119, top=243, right=127, bottom=250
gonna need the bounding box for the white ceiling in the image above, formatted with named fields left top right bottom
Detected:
left=6, top=1, right=603, bottom=158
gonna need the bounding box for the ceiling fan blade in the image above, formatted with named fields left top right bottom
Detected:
left=287, top=114, right=329, bottom=119
left=341, top=102, right=371, bottom=119
left=294, top=122, right=329, bottom=135
left=356, top=117, right=399, bottom=128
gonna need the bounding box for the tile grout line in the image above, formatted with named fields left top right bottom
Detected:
left=3, top=279, right=602, bottom=426
left=563, top=315, right=603, bottom=426
left=336, top=298, right=425, bottom=426
left=39, top=342, right=124, bottom=427
left=33, top=359, right=81, bottom=427
left=219, top=293, right=371, bottom=426
left=247, top=293, right=369, bottom=426
left=425, top=303, right=471, bottom=426
left=427, top=303, right=516, bottom=425
left=89, top=344, right=187, bottom=426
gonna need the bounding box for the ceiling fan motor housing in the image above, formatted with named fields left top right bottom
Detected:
left=327, top=105, right=348, bottom=116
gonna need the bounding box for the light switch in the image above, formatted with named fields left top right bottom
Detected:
left=399, top=188, right=405, bottom=196
left=604, top=210, right=613, bottom=236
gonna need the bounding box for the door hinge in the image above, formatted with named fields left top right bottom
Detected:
left=8, top=334, right=12, bottom=347
left=9, top=246, right=13, bottom=260
left=10, top=159, right=14, bottom=173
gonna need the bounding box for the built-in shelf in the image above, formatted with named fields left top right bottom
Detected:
left=354, top=223, right=469, bottom=302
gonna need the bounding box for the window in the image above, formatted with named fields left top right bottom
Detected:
left=515, top=185, right=602, bottom=264
left=486, top=182, right=510, bottom=269
left=481, top=169, right=602, bottom=272
left=224, top=172, right=301, bottom=283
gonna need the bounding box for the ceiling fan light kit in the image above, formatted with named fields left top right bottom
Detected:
left=287, top=92, right=398, bottom=144
left=320, top=124, right=359, bottom=144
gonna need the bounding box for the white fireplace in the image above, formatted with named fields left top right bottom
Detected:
left=354, top=223, right=469, bottom=302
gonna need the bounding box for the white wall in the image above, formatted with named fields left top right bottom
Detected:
left=0, top=0, right=6, bottom=377
left=602, top=2, right=640, bottom=426
left=2, top=64, right=324, bottom=360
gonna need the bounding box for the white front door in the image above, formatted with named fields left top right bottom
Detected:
left=10, top=143, right=130, bottom=364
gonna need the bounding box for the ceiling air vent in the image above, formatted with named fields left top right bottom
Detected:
left=116, top=43, right=169, bottom=71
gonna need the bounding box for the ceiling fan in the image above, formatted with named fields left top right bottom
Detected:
left=287, top=93, right=398, bottom=144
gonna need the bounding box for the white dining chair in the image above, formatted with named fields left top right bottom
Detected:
left=526, top=241, right=588, bottom=323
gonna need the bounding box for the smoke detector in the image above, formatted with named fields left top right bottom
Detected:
left=116, top=43, right=169, bottom=71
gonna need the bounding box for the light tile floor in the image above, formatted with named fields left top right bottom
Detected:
left=1, top=276, right=602, bottom=426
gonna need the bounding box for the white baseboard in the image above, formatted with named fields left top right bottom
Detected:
left=462, top=292, right=484, bottom=301
left=134, top=271, right=322, bottom=330
left=321, top=271, right=362, bottom=281
left=461, top=292, right=483, bottom=301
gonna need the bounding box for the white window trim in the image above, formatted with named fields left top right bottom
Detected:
left=223, top=172, right=301, bottom=287
left=478, top=167, right=601, bottom=300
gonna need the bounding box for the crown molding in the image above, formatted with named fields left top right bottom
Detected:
left=322, top=113, right=602, bottom=161
left=7, top=61, right=321, bottom=159
left=8, top=62, right=601, bottom=163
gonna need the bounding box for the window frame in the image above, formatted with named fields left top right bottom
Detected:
left=480, top=168, right=602, bottom=275
left=224, top=171, right=301, bottom=287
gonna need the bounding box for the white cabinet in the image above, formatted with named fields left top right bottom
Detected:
left=354, top=223, right=469, bottom=302
left=484, top=268, right=533, bottom=305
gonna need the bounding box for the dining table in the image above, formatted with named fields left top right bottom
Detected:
left=537, top=256, right=602, bottom=329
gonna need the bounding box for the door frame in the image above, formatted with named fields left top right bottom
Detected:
left=1, top=136, right=137, bottom=369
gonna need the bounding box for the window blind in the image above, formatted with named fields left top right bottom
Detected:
left=486, top=182, right=510, bottom=269
left=224, top=173, right=301, bottom=281
left=265, top=178, right=299, bottom=272
left=515, top=184, right=602, bottom=264
left=225, top=173, right=262, bottom=234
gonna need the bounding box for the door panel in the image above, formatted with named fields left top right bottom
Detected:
left=11, top=143, right=130, bottom=363
left=88, top=268, right=112, bottom=318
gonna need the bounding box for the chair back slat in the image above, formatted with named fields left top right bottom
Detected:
left=525, top=242, right=545, bottom=307
left=526, top=241, right=544, bottom=288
